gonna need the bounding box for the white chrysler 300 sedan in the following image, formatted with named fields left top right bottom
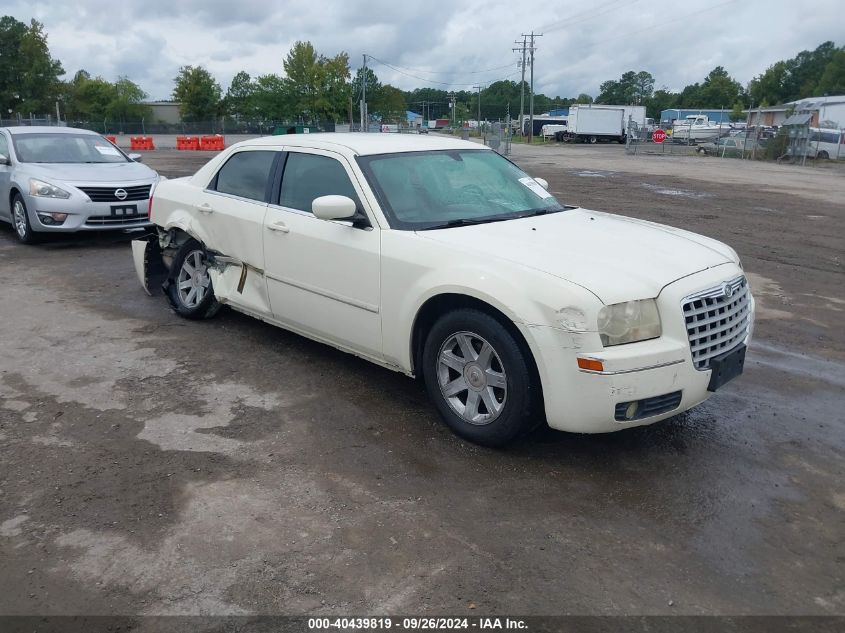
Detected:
left=133, top=134, right=754, bottom=446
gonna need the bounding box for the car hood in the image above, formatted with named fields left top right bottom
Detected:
left=22, top=161, right=157, bottom=184
left=416, top=208, right=735, bottom=304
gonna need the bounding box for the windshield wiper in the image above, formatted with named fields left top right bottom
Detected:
left=421, top=215, right=514, bottom=230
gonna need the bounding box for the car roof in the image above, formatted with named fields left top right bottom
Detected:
left=3, top=126, right=100, bottom=136
left=240, top=133, right=489, bottom=156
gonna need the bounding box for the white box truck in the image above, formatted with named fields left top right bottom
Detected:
left=564, top=106, right=625, bottom=143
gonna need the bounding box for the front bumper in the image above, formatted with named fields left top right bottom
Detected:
left=24, top=183, right=155, bottom=232
left=526, top=265, right=754, bottom=433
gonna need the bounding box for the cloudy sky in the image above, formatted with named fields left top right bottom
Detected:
left=5, top=0, right=842, bottom=100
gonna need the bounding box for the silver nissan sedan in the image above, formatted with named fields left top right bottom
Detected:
left=0, top=126, right=159, bottom=243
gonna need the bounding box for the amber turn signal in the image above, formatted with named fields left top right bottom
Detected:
left=577, top=357, right=604, bottom=372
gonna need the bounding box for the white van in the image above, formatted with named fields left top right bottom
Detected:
left=808, top=127, right=844, bottom=160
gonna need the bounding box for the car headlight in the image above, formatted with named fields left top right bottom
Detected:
left=29, top=178, right=71, bottom=199
left=597, top=299, right=662, bottom=346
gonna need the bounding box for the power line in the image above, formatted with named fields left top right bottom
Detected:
left=367, top=56, right=520, bottom=88
left=364, top=60, right=517, bottom=76
left=536, top=0, right=632, bottom=34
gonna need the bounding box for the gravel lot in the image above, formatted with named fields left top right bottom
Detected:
left=1, top=142, right=843, bottom=620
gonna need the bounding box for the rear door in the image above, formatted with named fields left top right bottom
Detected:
left=262, top=149, right=382, bottom=359
left=199, top=148, right=279, bottom=268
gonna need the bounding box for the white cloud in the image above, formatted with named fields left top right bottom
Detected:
left=4, top=0, right=842, bottom=99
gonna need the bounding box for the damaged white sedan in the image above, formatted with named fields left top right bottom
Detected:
left=133, top=134, right=754, bottom=446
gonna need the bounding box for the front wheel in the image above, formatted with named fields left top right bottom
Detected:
left=166, top=239, right=221, bottom=319
left=817, top=150, right=829, bottom=160
left=422, top=309, right=538, bottom=446
left=11, top=194, right=39, bottom=244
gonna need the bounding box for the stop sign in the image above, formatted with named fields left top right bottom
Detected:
left=652, top=129, right=666, bottom=143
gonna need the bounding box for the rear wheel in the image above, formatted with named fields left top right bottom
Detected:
left=589, top=136, right=598, bottom=144
left=422, top=309, right=537, bottom=447
left=166, top=239, right=221, bottom=319
left=817, top=150, right=829, bottom=160
left=11, top=194, right=39, bottom=244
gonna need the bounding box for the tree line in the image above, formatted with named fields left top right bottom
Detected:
left=2, top=14, right=843, bottom=126
left=594, top=42, right=844, bottom=121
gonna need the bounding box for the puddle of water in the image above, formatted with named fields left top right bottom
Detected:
left=641, top=183, right=710, bottom=199
left=574, top=170, right=608, bottom=178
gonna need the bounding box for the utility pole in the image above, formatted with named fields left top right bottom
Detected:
left=361, top=54, right=367, bottom=133
left=521, top=32, right=542, bottom=144
left=473, top=85, right=481, bottom=135
left=513, top=36, right=527, bottom=136
left=448, top=92, right=456, bottom=127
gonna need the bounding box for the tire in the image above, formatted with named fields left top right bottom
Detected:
left=589, top=136, right=597, bottom=144
left=817, top=151, right=829, bottom=160
left=422, top=308, right=538, bottom=447
left=11, top=193, right=39, bottom=244
left=166, top=239, right=221, bottom=320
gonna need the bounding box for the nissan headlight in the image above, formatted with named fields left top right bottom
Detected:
left=598, top=299, right=662, bottom=346
left=29, top=179, right=71, bottom=199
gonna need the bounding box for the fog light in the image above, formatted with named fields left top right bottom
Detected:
left=624, top=401, right=639, bottom=420
left=37, top=212, right=68, bottom=225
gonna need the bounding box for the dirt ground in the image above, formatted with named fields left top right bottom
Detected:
left=0, top=144, right=843, bottom=622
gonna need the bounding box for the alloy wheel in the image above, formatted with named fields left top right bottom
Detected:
left=176, top=250, right=210, bottom=309
left=437, top=331, right=507, bottom=425
left=13, top=200, right=27, bottom=238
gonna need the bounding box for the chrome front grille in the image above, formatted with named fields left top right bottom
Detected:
left=682, top=276, right=750, bottom=370
left=78, top=185, right=151, bottom=202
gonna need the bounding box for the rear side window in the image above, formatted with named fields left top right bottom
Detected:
left=212, top=151, right=276, bottom=202
left=0, top=133, right=8, bottom=157
left=279, top=152, right=361, bottom=213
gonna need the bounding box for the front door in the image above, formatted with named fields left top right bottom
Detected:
left=262, top=149, right=382, bottom=359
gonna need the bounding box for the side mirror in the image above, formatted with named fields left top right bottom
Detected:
left=312, top=195, right=357, bottom=221
left=0, top=154, right=9, bottom=166
left=534, top=177, right=549, bottom=190
left=128, top=153, right=143, bottom=162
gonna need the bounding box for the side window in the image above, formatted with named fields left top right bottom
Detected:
left=279, top=152, right=361, bottom=214
left=821, top=131, right=838, bottom=144
left=0, top=133, right=9, bottom=158
left=212, top=150, right=276, bottom=202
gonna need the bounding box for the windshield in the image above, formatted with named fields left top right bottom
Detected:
left=357, top=149, right=565, bottom=230
left=12, top=133, right=130, bottom=164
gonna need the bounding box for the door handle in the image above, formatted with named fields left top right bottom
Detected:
left=266, top=221, right=290, bottom=234
left=196, top=203, right=214, bottom=214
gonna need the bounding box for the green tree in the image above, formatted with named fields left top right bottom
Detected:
left=0, top=17, right=64, bottom=116
left=596, top=70, right=649, bottom=104
left=373, top=85, right=406, bottom=123
left=696, top=66, right=744, bottom=108
left=645, top=88, right=679, bottom=121
left=784, top=42, right=838, bottom=98
left=816, top=49, right=845, bottom=97
left=633, top=71, right=655, bottom=104
left=283, top=41, right=351, bottom=122
left=65, top=70, right=115, bottom=121
left=575, top=93, right=593, bottom=104
left=252, top=74, right=289, bottom=121
left=107, top=76, right=149, bottom=124
left=172, top=65, right=222, bottom=122
left=223, top=71, right=257, bottom=119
